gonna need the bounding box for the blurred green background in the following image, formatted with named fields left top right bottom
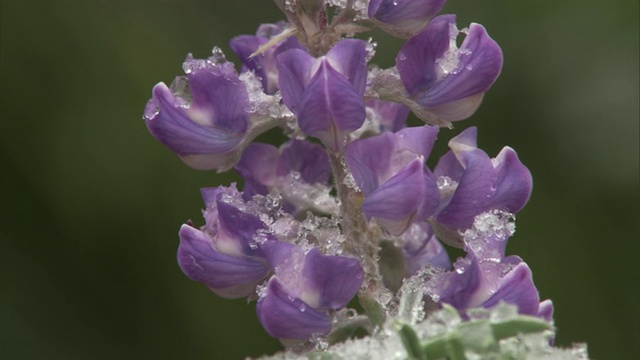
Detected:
left=1, top=0, right=638, bottom=359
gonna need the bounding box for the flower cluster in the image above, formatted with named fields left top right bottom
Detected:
left=143, top=0, right=557, bottom=354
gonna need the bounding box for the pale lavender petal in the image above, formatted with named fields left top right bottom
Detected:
left=301, top=248, right=363, bottom=310
left=257, top=277, right=332, bottom=339
left=177, top=224, right=270, bottom=299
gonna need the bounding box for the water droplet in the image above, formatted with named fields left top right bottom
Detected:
left=209, top=46, right=227, bottom=65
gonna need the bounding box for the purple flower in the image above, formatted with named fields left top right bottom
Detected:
left=365, top=98, right=411, bottom=133
left=144, top=53, right=250, bottom=170
left=368, top=0, right=447, bottom=38
left=429, top=255, right=544, bottom=317
left=427, top=208, right=550, bottom=320
left=177, top=185, right=272, bottom=299
left=431, top=127, right=533, bottom=247
left=396, top=14, right=503, bottom=123
left=345, top=125, right=440, bottom=235
left=277, top=39, right=369, bottom=151
left=256, top=242, right=363, bottom=339
left=234, top=139, right=335, bottom=214
left=402, top=223, right=451, bottom=277
left=230, top=22, right=302, bottom=94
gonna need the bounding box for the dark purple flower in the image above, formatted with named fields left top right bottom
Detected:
left=396, top=14, right=503, bottom=123
left=144, top=53, right=250, bottom=170
left=345, top=126, right=440, bottom=235
left=430, top=127, right=533, bottom=247
left=230, top=22, right=302, bottom=94
left=277, top=39, right=369, bottom=151
left=256, top=242, right=364, bottom=339
left=177, top=185, right=272, bottom=298
left=368, top=0, right=447, bottom=38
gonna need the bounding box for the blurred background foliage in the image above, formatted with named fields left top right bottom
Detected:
left=1, top=0, right=638, bottom=359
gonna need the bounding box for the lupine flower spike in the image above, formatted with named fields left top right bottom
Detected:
left=143, top=0, right=588, bottom=358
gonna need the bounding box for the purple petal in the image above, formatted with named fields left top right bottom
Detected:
left=278, top=140, right=331, bottom=184
left=489, top=146, right=533, bottom=213
left=145, top=60, right=250, bottom=171
left=435, top=149, right=496, bottom=231
left=230, top=24, right=302, bottom=94
left=433, top=151, right=464, bottom=182
left=235, top=142, right=280, bottom=198
left=369, top=0, right=447, bottom=37
left=435, top=127, right=532, bottom=234
left=277, top=49, right=315, bottom=113
left=537, top=299, right=554, bottom=322
left=301, top=249, right=363, bottom=310
left=177, top=224, right=270, bottom=299
left=422, top=23, right=502, bottom=108
left=396, top=15, right=453, bottom=95
left=437, top=256, right=485, bottom=311
left=481, top=262, right=540, bottom=316
left=200, top=186, right=224, bottom=207
left=345, top=126, right=439, bottom=195
left=403, top=223, right=451, bottom=276
left=215, top=201, right=268, bottom=256
left=365, top=99, right=411, bottom=133
left=229, top=35, right=269, bottom=81
left=362, top=159, right=439, bottom=235
left=186, top=65, right=249, bottom=133
left=259, top=240, right=297, bottom=270
left=396, top=15, right=503, bottom=121
left=297, top=60, right=366, bottom=150
left=257, top=277, right=332, bottom=339
left=345, top=132, right=396, bottom=195
left=146, top=83, right=244, bottom=170
left=325, top=39, right=369, bottom=95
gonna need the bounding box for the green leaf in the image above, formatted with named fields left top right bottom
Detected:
left=491, top=316, right=553, bottom=340
left=398, top=325, right=426, bottom=360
